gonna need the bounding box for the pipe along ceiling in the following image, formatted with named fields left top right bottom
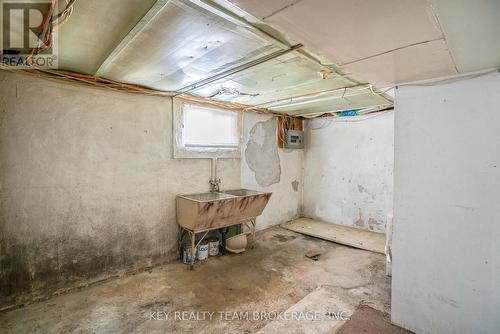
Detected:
left=3, top=0, right=394, bottom=117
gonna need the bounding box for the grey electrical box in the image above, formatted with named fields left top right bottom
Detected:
left=285, top=130, right=304, bottom=149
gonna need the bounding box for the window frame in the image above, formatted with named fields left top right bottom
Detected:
left=173, top=98, right=243, bottom=159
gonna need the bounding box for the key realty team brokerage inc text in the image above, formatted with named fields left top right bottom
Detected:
left=148, top=310, right=351, bottom=322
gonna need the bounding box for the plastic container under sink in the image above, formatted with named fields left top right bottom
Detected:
left=226, top=233, right=249, bottom=253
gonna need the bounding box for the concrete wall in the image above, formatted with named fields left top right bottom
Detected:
left=242, top=112, right=302, bottom=230
left=0, top=70, right=386, bottom=309
left=0, top=72, right=243, bottom=308
left=301, top=112, right=394, bottom=233
left=392, top=72, right=500, bottom=334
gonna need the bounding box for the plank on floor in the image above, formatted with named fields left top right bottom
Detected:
left=281, top=218, right=386, bottom=254
left=257, top=286, right=356, bottom=334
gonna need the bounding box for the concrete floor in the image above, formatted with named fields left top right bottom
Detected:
left=337, top=305, right=412, bottom=334
left=0, top=226, right=391, bottom=334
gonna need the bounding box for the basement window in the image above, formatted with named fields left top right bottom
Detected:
left=173, top=99, right=242, bottom=159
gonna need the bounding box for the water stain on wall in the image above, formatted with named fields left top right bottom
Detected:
left=291, top=180, right=299, bottom=192
left=367, top=218, right=378, bottom=231
left=354, top=208, right=365, bottom=228
left=245, top=118, right=281, bottom=187
left=0, top=223, right=174, bottom=309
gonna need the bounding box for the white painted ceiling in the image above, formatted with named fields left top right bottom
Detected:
left=50, top=0, right=500, bottom=116
left=230, top=0, right=500, bottom=87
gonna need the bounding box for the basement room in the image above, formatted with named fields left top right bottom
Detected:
left=1, top=0, right=499, bottom=333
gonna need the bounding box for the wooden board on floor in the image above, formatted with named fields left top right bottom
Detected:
left=281, top=218, right=385, bottom=254
left=257, top=286, right=356, bottom=334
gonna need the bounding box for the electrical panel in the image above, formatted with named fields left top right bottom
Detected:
left=285, top=130, right=304, bottom=149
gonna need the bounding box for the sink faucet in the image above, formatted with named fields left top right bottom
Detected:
left=209, top=157, right=221, bottom=193
left=209, top=178, right=221, bottom=193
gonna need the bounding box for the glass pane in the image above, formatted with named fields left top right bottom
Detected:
left=183, top=104, right=239, bottom=147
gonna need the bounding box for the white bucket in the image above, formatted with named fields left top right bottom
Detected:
left=197, top=241, right=209, bottom=261
left=182, top=247, right=193, bottom=264
left=208, top=238, right=219, bottom=256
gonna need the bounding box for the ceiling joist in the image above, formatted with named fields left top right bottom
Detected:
left=95, top=0, right=174, bottom=77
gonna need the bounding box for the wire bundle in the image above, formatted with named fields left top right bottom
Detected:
left=0, top=0, right=397, bottom=120
left=28, top=0, right=76, bottom=62
left=278, top=115, right=299, bottom=144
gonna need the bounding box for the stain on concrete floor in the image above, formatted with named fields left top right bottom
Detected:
left=270, top=233, right=297, bottom=243
left=0, top=227, right=391, bottom=334
left=337, top=305, right=414, bottom=334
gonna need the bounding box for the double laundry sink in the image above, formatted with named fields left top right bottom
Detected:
left=176, top=189, right=272, bottom=231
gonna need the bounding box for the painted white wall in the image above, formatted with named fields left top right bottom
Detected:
left=392, top=72, right=500, bottom=334
left=241, top=112, right=302, bottom=230
left=302, top=112, right=394, bottom=233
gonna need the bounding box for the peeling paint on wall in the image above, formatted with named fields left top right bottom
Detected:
left=291, top=180, right=299, bottom=192
left=367, top=218, right=378, bottom=231
left=354, top=208, right=365, bottom=229
left=241, top=112, right=302, bottom=230
left=245, top=118, right=281, bottom=187
left=302, top=112, right=393, bottom=233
